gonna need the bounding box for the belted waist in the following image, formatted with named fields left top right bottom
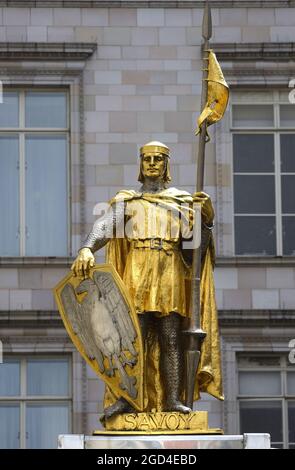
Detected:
left=130, top=238, right=180, bottom=252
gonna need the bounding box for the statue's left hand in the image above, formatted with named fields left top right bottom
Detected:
left=71, top=247, right=95, bottom=278
left=193, top=191, right=214, bottom=226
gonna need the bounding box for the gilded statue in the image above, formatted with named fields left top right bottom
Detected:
left=70, top=141, right=223, bottom=428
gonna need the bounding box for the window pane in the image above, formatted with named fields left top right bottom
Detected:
left=281, top=176, right=295, bottom=213
left=234, top=175, right=275, bottom=214
left=25, top=91, right=67, bottom=128
left=287, top=373, right=295, bottom=394
left=0, top=91, right=19, bottom=127
left=232, top=105, right=274, bottom=127
left=239, top=371, right=281, bottom=395
left=280, top=105, right=295, bottom=127
left=25, top=135, right=68, bottom=256
left=235, top=216, right=276, bottom=255
left=288, top=402, right=295, bottom=443
left=239, top=401, right=283, bottom=442
left=0, top=361, right=20, bottom=396
left=27, top=359, right=69, bottom=396
left=0, top=136, right=20, bottom=256
left=26, top=403, right=69, bottom=449
left=280, top=134, right=295, bottom=173
left=233, top=134, right=274, bottom=173
left=238, top=355, right=281, bottom=368
left=0, top=404, right=20, bottom=449
left=282, top=217, right=295, bottom=255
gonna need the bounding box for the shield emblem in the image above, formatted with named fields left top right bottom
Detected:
left=54, top=264, right=144, bottom=411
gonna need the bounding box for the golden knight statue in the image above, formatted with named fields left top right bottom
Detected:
left=69, top=141, right=223, bottom=431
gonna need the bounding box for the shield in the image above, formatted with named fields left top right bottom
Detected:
left=54, top=264, right=144, bottom=411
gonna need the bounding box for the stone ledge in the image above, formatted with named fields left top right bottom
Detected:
left=219, top=309, right=295, bottom=326
left=212, top=42, right=295, bottom=62
left=216, top=256, right=295, bottom=267
left=0, top=42, right=97, bottom=61
left=1, top=309, right=294, bottom=329
left=0, top=257, right=74, bottom=267
left=1, top=256, right=295, bottom=268
left=0, top=311, right=62, bottom=328
left=0, top=1, right=294, bottom=8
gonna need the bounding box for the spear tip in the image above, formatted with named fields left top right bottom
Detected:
left=202, top=0, right=212, bottom=40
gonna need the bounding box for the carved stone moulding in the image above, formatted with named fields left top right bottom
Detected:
left=211, top=42, right=295, bottom=62
left=0, top=42, right=97, bottom=62
left=0, top=1, right=294, bottom=8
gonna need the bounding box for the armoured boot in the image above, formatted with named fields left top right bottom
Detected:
left=101, top=397, right=134, bottom=424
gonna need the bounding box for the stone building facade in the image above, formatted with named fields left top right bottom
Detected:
left=0, top=1, right=295, bottom=448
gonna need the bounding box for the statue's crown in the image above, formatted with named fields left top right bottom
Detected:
left=140, top=141, right=170, bottom=158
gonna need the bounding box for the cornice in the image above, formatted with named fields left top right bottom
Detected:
left=0, top=311, right=62, bottom=328
left=216, top=256, right=295, bottom=267
left=219, top=309, right=295, bottom=327
left=0, top=1, right=294, bottom=8
left=212, top=42, right=295, bottom=62
left=0, top=256, right=74, bottom=267
left=1, top=309, right=294, bottom=329
left=0, top=42, right=97, bottom=61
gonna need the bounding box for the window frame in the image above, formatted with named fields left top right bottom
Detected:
left=0, top=355, right=72, bottom=449
left=237, top=354, right=295, bottom=449
left=230, top=90, right=295, bottom=257
left=0, top=87, right=71, bottom=257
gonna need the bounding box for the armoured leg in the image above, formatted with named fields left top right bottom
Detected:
left=159, top=313, right=191, bottom=413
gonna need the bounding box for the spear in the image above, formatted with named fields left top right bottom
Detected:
left=183, top=0, right=212, bottom=410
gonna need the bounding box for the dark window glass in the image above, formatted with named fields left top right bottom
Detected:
left=288, top=402, right=295, bottom=444
left=233, top=134, right=274, bottom=173
left=281, top=175, right=295, bottom=213
left=235, top=216, right=276, bottom=255
left=287, top=373, right=295, bottom=395
left=240, top=400, right=283, bottom=443
left=280, top=105, right=295, bottom=128
left=282, top=217, right=295, bottom=255
left=280, top=134, right=295, bottom=173
left=234, top=175, right=275, bottom=214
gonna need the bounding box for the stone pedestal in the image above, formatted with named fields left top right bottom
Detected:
left=58, top=433, right=271, bottom=449
left=101, top=411, right=221, bottom=434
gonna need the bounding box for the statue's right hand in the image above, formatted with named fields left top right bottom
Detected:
left=71, top=248, right=95, bottom=278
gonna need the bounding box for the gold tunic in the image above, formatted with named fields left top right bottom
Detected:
left=122, top=194, right=191, bottom=317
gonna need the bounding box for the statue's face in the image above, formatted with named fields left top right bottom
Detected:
left=141, top=152, right=166, bottom=180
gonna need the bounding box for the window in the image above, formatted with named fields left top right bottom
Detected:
left=238, top=354, right=295, bottom=449
left=0, top=89, right=69, bottom=257
left=0, top=357, right=71, bottom=449
left=232, top=92, right=295, bottom=256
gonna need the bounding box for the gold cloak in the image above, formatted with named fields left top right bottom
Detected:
left=104, top=188, right=223, bottom=411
